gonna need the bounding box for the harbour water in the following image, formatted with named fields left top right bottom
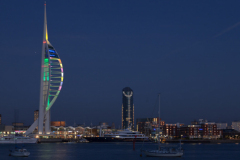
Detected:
left=0, top=142, right=239, bottom=160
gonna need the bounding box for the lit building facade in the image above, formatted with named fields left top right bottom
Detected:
left=34, top=110, right=39, bottom=122
left=25, top=2, right=64, bottom=135
left=136, top=118, right=165, bottom=136
left=51, top=121, right=66, bottom=127
left=122, top=87, right=134, bottom=130
left=201, top=122, right=219, bottom=139
left=34, top=110, right=39, bottom=132
left=216, top=123, right=227, bottom=130
left=163, top=124, right=179, bottom=138
left=232, top=121, right=240, bottom=132
left=179, top=121, right=222, bottom=139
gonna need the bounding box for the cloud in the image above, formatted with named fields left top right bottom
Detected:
left=213, top=21, right=240, bottom=38
left=169, top=22, right=240, bottom=54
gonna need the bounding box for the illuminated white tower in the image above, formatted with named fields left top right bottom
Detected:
left=122, top=87, right=134, bottom=130
left=25, top=2, right=64, bottom=135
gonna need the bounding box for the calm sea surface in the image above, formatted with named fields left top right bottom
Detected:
left=0, top=142, right=239, bottom=160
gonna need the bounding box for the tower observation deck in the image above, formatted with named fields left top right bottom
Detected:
left=25, top=2, right=64, bottom=135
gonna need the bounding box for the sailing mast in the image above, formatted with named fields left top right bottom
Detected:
left=158, top=94, right=160, bottom=128
left=158, top=94, right=161, bottom=144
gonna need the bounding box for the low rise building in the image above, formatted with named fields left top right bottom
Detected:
left=5, top=125, right=14, bottom=133
left=179, top=119, right=223, bottom=139
left=188, top=125, right=202, bottom=139
left=232, top=121, right=240, bottom=132
left=51, top=121, right=66, bottom=127
left=216, top=123, right=228, bottom=130
left=34, top=110, right=39, bottom=121
left=222, top=129, right=240, bottom=139
left=163, top=124, right=179, bottom=139
left=136, top=118, right=165, bottom=137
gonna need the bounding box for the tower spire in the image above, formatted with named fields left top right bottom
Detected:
left=25, top=1, right=64, bottom=136
left=44, top=1, right=48, bottom=41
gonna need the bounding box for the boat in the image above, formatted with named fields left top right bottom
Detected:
left=85, top=128, right=149, bottom=142
left=78, top=138, right=89, bottom=143
left=142, top=142, right=183, bottom=157
left=0, top=135, right=37, bottom=144
left=9, top=147, right=30, bottom=157
left=142, top=94, right=184, bottom=157
left=9, top=134, right=31, bottom=157
left=104, top=129, right=149, bottom=141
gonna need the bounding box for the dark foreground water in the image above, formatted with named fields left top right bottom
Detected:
left=0, top=142, right=240, bottom=160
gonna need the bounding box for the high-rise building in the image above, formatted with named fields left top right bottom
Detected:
left=25, top=2, right=64, bottom=135
left=122, top=87, right=134, bottom=130
left=34, top=110, right=39, bottom=122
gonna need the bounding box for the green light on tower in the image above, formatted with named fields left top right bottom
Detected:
left=47, top=72, right=49, bottom=81
left=46, top=96, right=50, bottom=111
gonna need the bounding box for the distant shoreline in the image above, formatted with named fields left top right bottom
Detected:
left=37, top=138, right=240, bottom=143
left=165, top=139, right=240, bottom=143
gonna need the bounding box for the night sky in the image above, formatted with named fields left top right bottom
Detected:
left=1, top=0, right=240, bottom=127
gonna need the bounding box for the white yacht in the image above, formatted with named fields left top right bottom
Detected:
left=142, top=143, right=183, bottom=157
left=78, top=138, right=89, bottom=143
left=142, top=94, right=184, bottom=157
left=0, top=135, right=37, bottom=144
left=86, top=127, right=149, bottom=142
left=104, top=129, right=149, bottom=141
left=9, top=147, right=30, bottom=157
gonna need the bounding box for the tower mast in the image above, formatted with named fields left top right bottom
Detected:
left=25, top=2, right=64, bottom=135
left=38, top=1, right=47, bottom=134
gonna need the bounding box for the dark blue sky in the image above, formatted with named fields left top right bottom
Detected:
left=1, top=0, right=240, bottom=127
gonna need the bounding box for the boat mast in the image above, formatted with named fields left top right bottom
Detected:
left=158, top=94, right=160, bottom=127
left=158, top=94, right=161, bottom=144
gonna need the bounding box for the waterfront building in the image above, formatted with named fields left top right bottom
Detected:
left=51, top=121, right=66, bottom=127
left=111, top=123, right=115, bottom=129
left=5, top=126, right=13, bottom=133
left=179, top=124, right=222, bottom=139
left=11, top=123, right=30, bottom=134
left=25, top=2, right=64, bottom=135
left=34, top=110, right=39, bottom=122
left=231, top=121, right=240, bottom=132
left=163, top=124, right=179, bottom=139
left=34, top=110, right=39, bottom=132
left=136, top=118, right=165, bottom=136
left=0, top=124, right=5, bottom=132
left=202, top=122, right=218, bottom=139
left=222, top=129, right=240, bottom=139
left=99, top=122, right=108, bottom=127
left=198, top=119, right=208, bottom=124
left=122, top=87, right=134, bottom=130
left=177, top=119, right=223, bottom=139
left=12, top=123, right=24, bottom=127
left=187, top=124, right=202, bottom=139
left=216, top=123, right=227, bottom=130
left=51, top=126, right=99, bottom=139
left=179, top=125, right=189, bottom=139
